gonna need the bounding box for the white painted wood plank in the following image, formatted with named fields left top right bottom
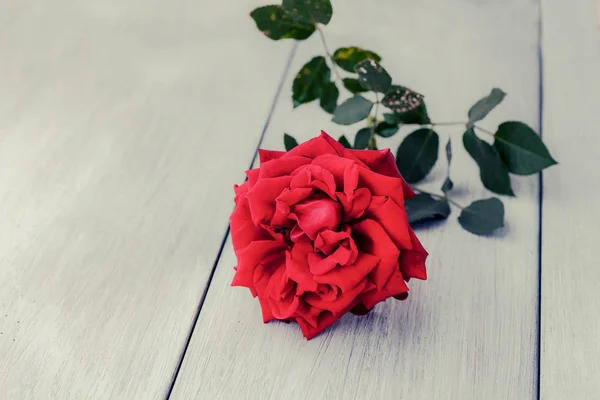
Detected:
left=0, top=1, right=292, bottom=398
left=540, top=0, right=600, bottom=398
left=171, top=1, right=541, bottom=399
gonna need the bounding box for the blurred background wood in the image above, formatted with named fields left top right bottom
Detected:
left=0, top=0, right=292, bottom=398
left=540, top=0, right=600, bottom=398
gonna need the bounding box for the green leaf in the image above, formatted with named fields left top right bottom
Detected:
left=353, top=128, right=371, bottom=149
left=250, top=5, right=315, bottom=41
left=355, top=59, right=391, bottom=93
left=468, top=88, right=506, bottom=125
left=338, top=135, right=352, bottom=149
left=463, top=129, right=514, bottom=196
left=458, top=198, right=505, bottom=236
left=395, top=103, right=431, bottom=125
left=396, top=128, right=439, bottom=183
left=284, top=133, right=299, bottom=151
left=405, top=194, right=451, bottom=225
left=292, top=56, right=330, bottom=108
left=493, top=121, right=557, bottom=175
left=382, top=86, right=424, bottom=114
left=320, top=82, right=339, bottom=114
left=375, top=122, right=399, bottom=138
left=342, top=78, right=368, bottom=94
left=282, top=0, right=332, bottom=25
left=441, top=177, right=454, bottom=193
left=332, top=95, right=374, bottom=125
left=332, top=47, right=382, bottom=73
left=445, top=139, right=452, bottom=164
left=383, top=113, right=398, bottom=125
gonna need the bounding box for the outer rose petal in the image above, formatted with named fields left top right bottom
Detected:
left=286, top=134, right=338, bottom=159
left=399, top=229, right=428, bottom=280
left=259, top=156, right=312, bottom=179
left=352, top=219, right=401, bottom=289
left=259, top=149, right=285, bottom=163
left=231, top=240, right=286, bottom=295
left=365, top=196, right=412, bottom=250
left=246, top=176, right=293, bottom=225
left=348, top=147, right=415, bottom=200
left=360, top=268, right=409, bottom=309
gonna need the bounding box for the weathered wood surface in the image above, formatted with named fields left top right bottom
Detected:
left=170, top=1, right=541, bottom=399
left=0, top=0, right=292, bottom=398
left=539, top=0, right=600, bottom=398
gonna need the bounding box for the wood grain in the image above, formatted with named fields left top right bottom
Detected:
left=170, top=1, right=541, bottom=399
left=0, top=1, right=292, bottom=398
left=540, top=0, right=600, bottom=398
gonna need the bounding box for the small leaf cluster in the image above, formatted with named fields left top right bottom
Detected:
left=251, top=0, right=557, bottom=236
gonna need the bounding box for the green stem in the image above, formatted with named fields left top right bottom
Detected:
left=411, top=186, right=465, bottom=209
left=473, top=125, right=495, bottom=137
left=315, top=25, right=343, bottom=83
left=431, top=121, right=469, bottom=127
left=368, top=95, right=379, bottom=150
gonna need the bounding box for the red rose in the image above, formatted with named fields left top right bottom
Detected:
left=230, top=131, right=427, bottom=339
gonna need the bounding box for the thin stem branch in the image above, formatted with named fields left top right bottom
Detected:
left=412, top=186, right=465, bottom=209
left=316, top=25, right=343, bottom=82
left=473, top=125, right=495, bottom=137
left=368, top=95, right=380, bottom=150
left=431, top=121, right=469, bottom=127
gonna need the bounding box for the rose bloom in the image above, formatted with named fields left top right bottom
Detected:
left=230, top=131, right=427, bottom=339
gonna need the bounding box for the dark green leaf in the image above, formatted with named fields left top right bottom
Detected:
left=353, top=128, right=371, bottom=149
left=284, top=133, right=298, bottom=151
left=250, top=5, right=315, bottom=40
left=463, top=129, right=514, bottom=196
left=394, top=102, right=431, bottom=124
left=396, top=128, right=439, bottom=183
left=332, top=95, right=373, bottom=125
left=383, top=113, right=398, bottom=125
left=282, top=0, right=332, bottom=25
left=382, top=86, right=424, bottom=114
left=405, top=194, right=451, bottom=225
left=441, top=177, right=454, bottom=193
left=375, top=122, right=399, bottom=138
left=320, top=82, right=339, bottom=114
left=332, top=47, right=382, bottom=73
left=445, top=139, right=452, bottom=164
left=493, top=121, right=557, bottom=175
left=342, top=78, right=368, bottom=94
left=468, top=88, right=506, bottom=125
left=458, top=198, right=505, bottom=236
left=292, top=56, right=330, bottom=107
left=338, top=135, right=352, bottom=149
left=355, top=59, right=391, bottom=93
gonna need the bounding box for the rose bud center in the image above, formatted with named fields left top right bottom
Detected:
left=290, top=195, right=342, bottom=240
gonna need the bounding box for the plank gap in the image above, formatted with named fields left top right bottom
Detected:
left=164, top=43, right=299, bottom=400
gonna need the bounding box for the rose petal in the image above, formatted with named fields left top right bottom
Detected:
left=399, top=229, right=428, bottom=280
left=304, top=278, right=367, bottom=315
left=285, top=241, right=318, bottom=293
left=337, top=188, right=371, bottom=221
left=290, top=196, right=342, bottom=240
left=259, top=156, right=312, bottom=179
left=286, top=134, right=338, bottom=159
left=365, top=196, right=412, bottom=250
left=360, top=269, right=409, bottom=309
left=246, top=176, right=293, bottom=225
left=358, top=167, right=406, bottom=206
left=352, top=219, right=400, bottom=289
left=314, top=252, right=380, bottom=292
left=259, top=149, right=285, bottom=163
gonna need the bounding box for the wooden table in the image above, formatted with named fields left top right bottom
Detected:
left=0, top=0, right=597, bottom=398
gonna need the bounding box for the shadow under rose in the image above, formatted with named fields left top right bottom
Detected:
left=321, top=295, right=425, bottom=343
